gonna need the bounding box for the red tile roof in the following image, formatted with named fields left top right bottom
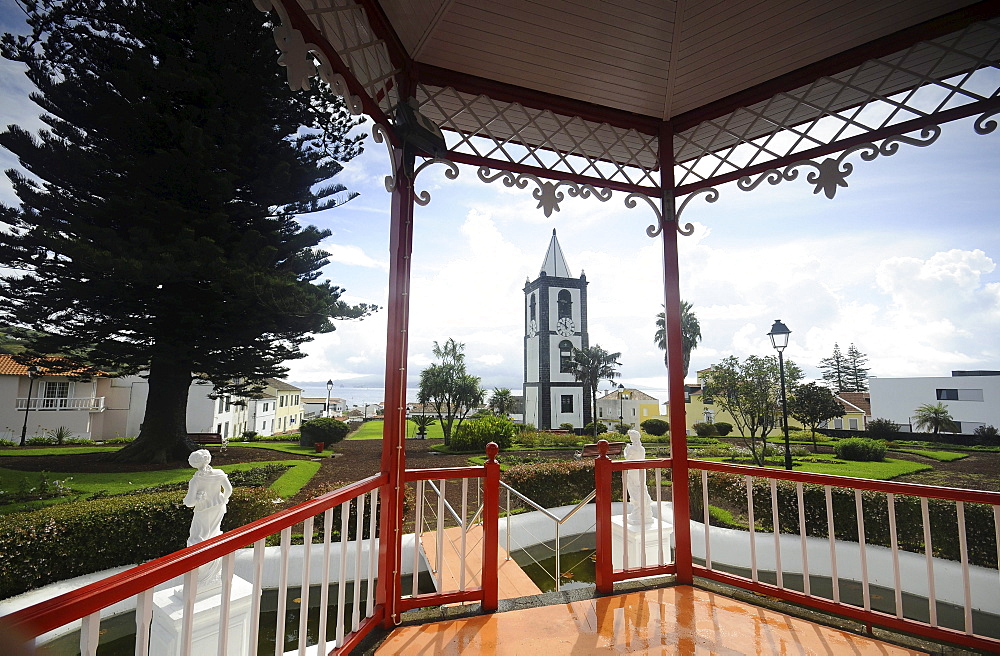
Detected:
left=0, top=354, right=105, bottom=377
left=837, top=391, right=871, bottom=415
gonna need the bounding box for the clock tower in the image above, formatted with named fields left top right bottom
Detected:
left=523, top=229, right=590, bottom=430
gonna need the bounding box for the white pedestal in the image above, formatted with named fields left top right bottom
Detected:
left=611, top=515, right=673, bottom=570
left=151, top=576, right=256, bottom=656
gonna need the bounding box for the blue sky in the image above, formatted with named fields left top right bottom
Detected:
left=2, top=4, right=998, bottom=399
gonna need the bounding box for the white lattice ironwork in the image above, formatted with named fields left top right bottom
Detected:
left=259, top=0, right=400, bottom=117
left=624, top=190, right=717, bottom=239
left=675, top=18, right=1000, bottom=190
left=413, top=159, right=460, bottom=206
left=738, top=127, right=941, bottom=199
left=419, top=85, right=660, bottom=190
left=477, top=168, right=613, bottom=217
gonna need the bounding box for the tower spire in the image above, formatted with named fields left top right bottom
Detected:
left=539, top=228, right=572, bottom=278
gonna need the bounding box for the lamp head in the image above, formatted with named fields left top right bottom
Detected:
left=27, top=365, right=40, bottom=378
left=768, top=319, right=791, bottom=351
left=326, top=379, right=333, bottom=391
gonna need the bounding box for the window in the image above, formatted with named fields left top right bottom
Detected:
left=849, top=418, right=859, bottom=430
left=598, top=407, right=603, bottom=417
left=218, top=397, right=225, bottom=413
left=834, top=418, right=844, bottom=429
left=559, top=340, right=573, bottom=373
left=224, top=421, right=229, bottom=438
left=936, top=388, right=983, bottom=401
left=42, top=381, right=70, bottom=409
left=529, top=294, right=536, bottom=321
left=561, top=395, right=573, bottom=413
left=263, top=402, right=269, bottom=413
left=557, top=289, right=572, bottom=320
left=225, top=397, right=231, bottom=412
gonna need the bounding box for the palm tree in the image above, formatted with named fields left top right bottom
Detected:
left=913, top=402, right=957, bottom=435
left=570, top=345, right=622, bottom=438
left=488, top=387, right=516, bottom=416
left=654, top=301, right=702, bottom=379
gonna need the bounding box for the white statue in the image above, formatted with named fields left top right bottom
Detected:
left=623, top=429, right=656, bottom=525
left=183, top=449, right=232, bottom=585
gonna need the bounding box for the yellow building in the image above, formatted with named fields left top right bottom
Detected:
left=595, top=388, right=661, bottom=430
left=684, top=369, right=740, bottom=434
left=265, top=378, right=304, bottom=434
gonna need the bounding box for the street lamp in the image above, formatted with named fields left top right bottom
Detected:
left=325, top=379, right=333, bottom=418
left=19, top=365, right=41, bottom=446
left=768, top=319, right=793, bottom=470
left=618, top=383, right=631, bottom=433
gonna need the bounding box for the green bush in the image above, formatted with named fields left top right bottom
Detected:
left=501, top=460, right=622, bottom=510
left=0, top=439, right=16, bottom=447
left=451, top=415, right=516, bottom=452
left=299, top=418, right=350, bottom=447
left=867, top=418, right=900, bottom=439
left=103, top=437, right=135, bottom=444
left=974, top=424, right=998, bottom=437
left=46, top=426, right=73, bottom=445
left=558, top=423, right=574, bottom=431
left=0, top=487, right=278, bottom=599
left=63, top=438, right=94, bottom=445
left=518, top=423, right=536, bottom=433
left=835, top=438, right=887, bottom=462
left=713, top=422, right=733, bottom=436
left=693, top=422, right=718, bottom=437
left=640, top=419, right=669, bottom=436
left=583, top=422, right=607, bottom=436
left=25, top=436, right=57, bottom=446
left=687, top=471, right=997, bottom=568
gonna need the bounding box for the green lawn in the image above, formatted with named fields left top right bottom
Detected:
left=230, top=441, right=336, bottom=458
left=894, top=449, right=968, bottom=462
left=348, top=419, right=447, bottom=441
left=0, top=458, right=319, bottom=513
left=0, top=446, right=122, bottom=457
left=697, top=452, right=932, bottom=481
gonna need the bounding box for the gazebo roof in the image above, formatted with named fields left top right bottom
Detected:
left=271, top=0, right=999, bottom=199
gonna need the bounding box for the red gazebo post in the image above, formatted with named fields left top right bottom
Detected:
left=660, top=122, right=692, bottom=585
left=375, top=143, right=416, bottom=628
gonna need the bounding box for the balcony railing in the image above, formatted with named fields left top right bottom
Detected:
left=16, top=397, right=105, bottom=412
left=4, top=441, right=999, bottom=654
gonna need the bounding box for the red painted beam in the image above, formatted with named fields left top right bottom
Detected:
left=334, top=610, right=384, bottom=655
left=594, top=440, right=614, bottom=594
left=404, top=466, right=486, bottom=482
left=611, top=563, right=678, bottom=582
left=660, top=120, right=693, bottom=586
left=375, top=145, right=415, bottom=629
left=397, top=588, right=483, bottom=612
left=481, top=443, right=501, bottom=611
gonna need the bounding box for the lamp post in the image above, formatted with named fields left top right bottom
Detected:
left=19, top=365, right=41, bottom=446
left=618, top=383, right=631, bottom=433
left=768, top=319, right=792, bottom=470
left=325, top=379, right=333, bottom=418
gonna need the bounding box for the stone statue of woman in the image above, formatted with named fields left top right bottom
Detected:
left=184, top=449, right=232, bottom=585
left=623, top=429, right=656, bottom=525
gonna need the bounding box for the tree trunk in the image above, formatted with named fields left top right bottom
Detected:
left=108, top=356, right=197, bottom=464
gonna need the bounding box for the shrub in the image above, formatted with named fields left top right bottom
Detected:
left=834, top=438, right=887, bottom=462
left=867, top=418, right=900, bottom=439
left=518, top=423, right=536, bottom=433
left=451, top=415, right=516, bottom=452
left=640, top=419, right=669, bottom=436
left=63, top=437, right=94, bottom=445
left=46, top=426, right=73, bottom=445
left=25, top=436, right=57, bottom=446
left=582, top=422, right=607, bottom=436
left=713, top=422, right=733, bottom=436
left=501, top=460, right=622, bottom=510
left=299, top=418, right=350, bottom=447
left=558, top=423, right=574, bottom=431
left=104, top=437, right=135, bottom=444
left=974, top=424, right=998, bottom=437
left=0, top=439, right=16, bottom=447
left=0, top=487, right=278, bottom=599
left=693, top=422, right=718, bottom=437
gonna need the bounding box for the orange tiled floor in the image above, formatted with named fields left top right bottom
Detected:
left=375, top=585, right=926, bottom=655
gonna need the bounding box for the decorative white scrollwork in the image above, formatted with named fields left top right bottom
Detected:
left=624, top=189, right=711, bottom=238
left=272, top=24, right=317, bottom=92
left=372, top=124, right=397, bottom=193
left=975, top=109, right=999, bottom=135
left=738, top=127, right=941, bottom=199
left=476, top=168, right=611, bottom=217
left=412, top=159, right=460, bottom=206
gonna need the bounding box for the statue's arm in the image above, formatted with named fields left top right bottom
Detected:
left=183, top=479, right=199, bottom=508
left=221, top=474, right=233, bottom=501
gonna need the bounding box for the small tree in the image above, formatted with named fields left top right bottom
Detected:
left=913, top=402, right=957, bottom=436
left=411, top=414, right=436, bottom=438
left=299, top=418, right=349, bottom=447
left=819, top=343, right=849, bottom=391
left=488, top=387, right=516, bottom=416
left=845, top=344, right=871, bottom=392
left=640, top=418, right=669, bottom=436
left=788, top=383, right=844, bottom=451
left=418, top=339, right=484, bottom=446
left=866, top=418, right=900, bottom=439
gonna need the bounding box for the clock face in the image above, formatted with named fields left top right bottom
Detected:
left=556, top=317, right=575, bottom=336
left=527, top=319, right=538, bottom=337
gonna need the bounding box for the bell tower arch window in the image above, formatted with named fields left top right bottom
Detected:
left=529, top=294, right=536, bottom=321
left=557, top=290, right=572, bottom=320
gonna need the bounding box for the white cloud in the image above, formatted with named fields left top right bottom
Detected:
left=323, top=242, right=389, bottom=270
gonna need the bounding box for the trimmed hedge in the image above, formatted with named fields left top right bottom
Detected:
left=687, top=472, right=998, bottom=568
left=299, top=418, right=350, bottom=447
left=835, top=438, right=887, bottom=461
left=714, top=422, right=733, bottom=436
left=0, top=487, right=278, bottom=599
left=501, top=460, right=623, bottom=510
left=640, top=419, right=669, bottom=436
left=693, top=422, right=718, bottom=437
left=451, top=415, right=515, bottom=452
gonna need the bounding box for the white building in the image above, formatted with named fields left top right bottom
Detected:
left=595, top=388, right=662, bottom=430
left=869, top=371, right=1000, bottom=433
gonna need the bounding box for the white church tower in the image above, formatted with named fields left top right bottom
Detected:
left=523, top=229, right=590, bottom=430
